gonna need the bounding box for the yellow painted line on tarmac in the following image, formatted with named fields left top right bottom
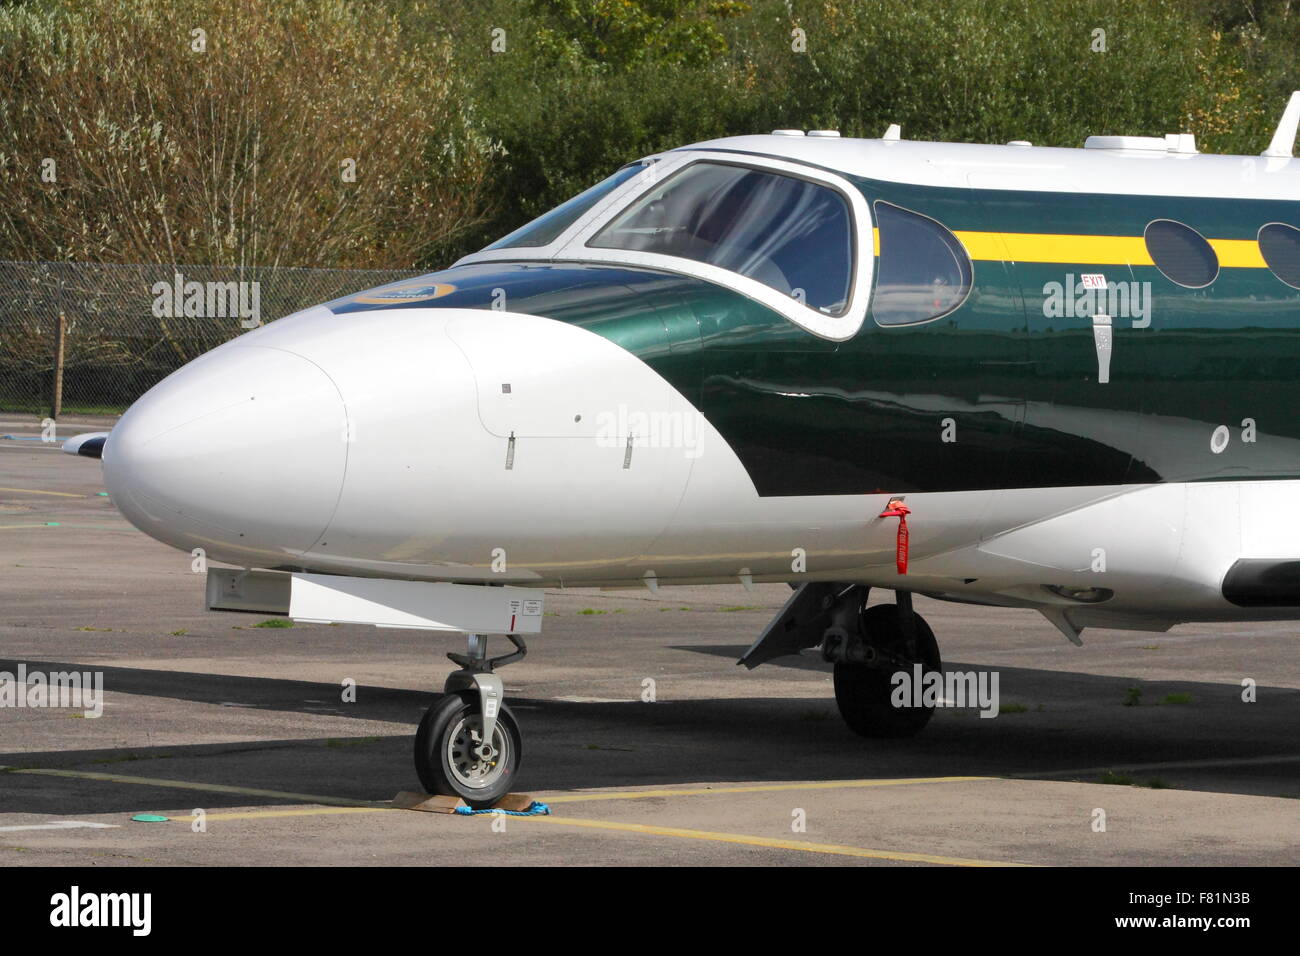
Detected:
left=168, top=777, right=991, bottom=820
left=0, top=486, right=85, bottom=498
left=10, top=768, right=992, bottom=812
left=510, top=814, right=1030, bottom=866
left=165, top=805, right=1025, bottom=866
left=540, top=775, right=993, bottom=804
left=4, top=767, right=386, bottom=808
left=159, top=777, right=993, bottom=818
left=171, top=807, right=395, bottom=823
left=177, top=806, right=1026, bottom=866
left=9, top=767, right=1027, bottom=864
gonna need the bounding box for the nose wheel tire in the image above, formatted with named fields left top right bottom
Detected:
left=833, top=603, right=942, bottom=738
left=414, top=691, right=522, bottom=808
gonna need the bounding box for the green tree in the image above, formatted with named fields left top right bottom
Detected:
left=531, top=0, right=751, bottom=71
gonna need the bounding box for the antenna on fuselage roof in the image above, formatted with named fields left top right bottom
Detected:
left=882, top=123, right=901, bottom=141
left=1262, top=91, right=1300, bottom=158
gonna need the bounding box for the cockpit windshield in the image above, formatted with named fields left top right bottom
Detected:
left=588, top=161, right=853, bottom=314
left=484, top=163, right=649, bottom=250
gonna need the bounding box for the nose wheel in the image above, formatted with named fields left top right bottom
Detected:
left=414, top=691, right=521, bottom=806
left=414, top=633, right=526, bottom=808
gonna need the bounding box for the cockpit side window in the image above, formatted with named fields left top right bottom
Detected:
left=588, top=161, right=853, bottom=315
left=484, top=163, right=648, bottom=250
left=871, top=201, right=973, bottom=326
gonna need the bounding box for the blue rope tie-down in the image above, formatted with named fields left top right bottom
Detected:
left=454, top=801, right=551, bottom=817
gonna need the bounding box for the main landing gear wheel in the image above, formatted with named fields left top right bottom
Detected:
left=414, top=691, right=522, bottom=808
left=833, top=602, right=942, bottom=738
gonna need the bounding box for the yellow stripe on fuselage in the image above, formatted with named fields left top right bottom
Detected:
left=1206, top=237, right=1269, bottom=268
left=871, top=228, right=1269, bottom=267
left=955, top=231, right=1152, bottom=265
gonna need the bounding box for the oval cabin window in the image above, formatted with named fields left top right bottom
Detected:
left=1258, top=222, right=1300, bottom=290
left=1143, top=219, right=1218, bottom=288
left=871, top=202, right=973, bottom=326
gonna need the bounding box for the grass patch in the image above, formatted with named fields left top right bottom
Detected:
left=169, top=629, right=187, bottom=636
left=719, top=605, right=762, bottom=612
left=578, top=608, right=607, bottom=615
left=74, top=626, right=113, bottom=632
left=253, top=618, right=294, bottom=628
left=53, top=403, right=129, bottom=416
left=0, top=402, right=128, bottom=417
left=1122, top=685, right=1143, bottom=707
left=1160, top=692, right=1192, bottom=705
left=999, top=702, right=1028, bottom=714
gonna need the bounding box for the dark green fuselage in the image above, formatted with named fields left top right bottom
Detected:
left=332, top=177, right=1300, bottom=497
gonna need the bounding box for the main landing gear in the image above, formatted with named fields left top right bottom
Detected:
left=414, top=633, right=526, bottom=808
left=824, top=591, right=942, bottom=737
left=739, top=584, right=943, bottom=738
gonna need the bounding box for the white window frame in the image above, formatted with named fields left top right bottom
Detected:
left=869, top=200, right=976, bottom=328
left=455, top=150, right=874, bottom=342
left=455, top=153, right=690, bottom=265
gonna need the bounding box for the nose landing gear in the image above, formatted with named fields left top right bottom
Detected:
left=414, top=633, right=526, bottom=808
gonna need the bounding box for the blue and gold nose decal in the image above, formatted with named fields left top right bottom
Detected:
left=347, top=280, right=459, bottom=306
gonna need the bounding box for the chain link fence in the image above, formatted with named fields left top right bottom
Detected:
left=0, top=262, right=422, bottom=417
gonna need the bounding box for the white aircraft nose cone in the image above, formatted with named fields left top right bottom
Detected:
left=104, top=345, right=348, bottom=563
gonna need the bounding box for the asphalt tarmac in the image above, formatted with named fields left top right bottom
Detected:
left=1, top=418, right=1296, bottom=866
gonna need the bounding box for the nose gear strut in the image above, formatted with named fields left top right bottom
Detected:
left=414, top=632, right=528, bottom=808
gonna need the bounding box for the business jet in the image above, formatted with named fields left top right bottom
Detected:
left=67, top=94, right=1300, bottom=806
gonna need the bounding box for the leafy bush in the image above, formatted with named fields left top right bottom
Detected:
left=0, top=0, right=499, bottom=268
